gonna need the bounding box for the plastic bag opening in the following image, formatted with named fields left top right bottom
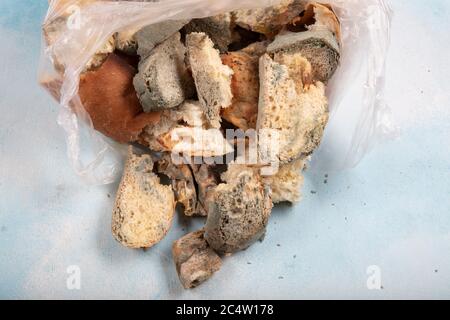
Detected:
left=39, top=0, right=395, bottom=185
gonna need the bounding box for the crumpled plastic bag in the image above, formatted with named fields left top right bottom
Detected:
left=39, top=0, right=394, bottom=184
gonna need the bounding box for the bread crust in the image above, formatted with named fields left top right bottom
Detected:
left=135, top=20, right=190, bottom=58
left=234, top=0, right=307, bottom=37
left=78, top=54, right=160, bottom=143
left=172, top=230, right=222, bottom=289
left=186, top=32, right=234, bottom=129
left=205, top=165, right=272, bottom=254
left=257, top=54, right=329, bottom=164
left=221, top=51, right=260, bottom=130
left=267, top=28, right=340, bottom=83
left=269, top=2, right=342, bottom=83
left=112, top=148, right=175, bottom=249
left=133, top=32, right=195, bottom=112
left=184, top=13, right=235, bottom=53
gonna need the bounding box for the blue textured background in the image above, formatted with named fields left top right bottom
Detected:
left=0, top=0, right=449, bottom=299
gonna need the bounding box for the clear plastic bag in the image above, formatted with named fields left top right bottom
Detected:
left=39, top=0, right=394, bottom=184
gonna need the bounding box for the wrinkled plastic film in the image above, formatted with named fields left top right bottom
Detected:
left=311, top=0, right=396, bottom=171
left=39, top=0, right=394, bottom=184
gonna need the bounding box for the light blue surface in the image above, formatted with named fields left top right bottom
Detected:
left=0, top=0, right=449, bottom=299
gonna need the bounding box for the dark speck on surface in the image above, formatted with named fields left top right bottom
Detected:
left=107, top=194, right=111, bottom=198
left=276, top=244, right=281, bottom=247
left=324, top=179, right=328, bottom=184
left=325, top=174, right=328, bottom=178
left=293, top=255, right=297, bottom=259
left=247, top=262, right=252, bottom=265
left=310, top=190, right=317, bottom=194
left=278, top=276, right=284, bottom=280
left=331, top=203, right=335, bottom=206
left=435, top=269, right=439, bottom=273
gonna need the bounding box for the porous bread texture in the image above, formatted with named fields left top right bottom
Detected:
left=205, top=165, right=272, bottom=254
left=186, top=32, right=234, bottom=129
left=264, top=159, right=305, bottom=204
left=184, top=13, right=235, bottom=53
left=221, top=51, right=260, bottom=130
left=136, top=20, right=190, bottom=58
left=172, top=230, right=222, bottom=289
left=156, top=153, right=198, bottom=217
left=220, top=41, right=269, bottom=131
left=139, top=100, right=233, bottom=157
left=112, top=148, right=175, bottom=249
left=233, top=0, right=307, bottom=37
left=78, top=53, right=160, bottom=143
left=267, top=28, right=340, bottom=83
left=273, top=51, right=313, bottom=91
left=133, top=32, right=195, bottom=112
left=268, top=1, right=341, bottom=85
left=257, top=53, right=329, bottom=164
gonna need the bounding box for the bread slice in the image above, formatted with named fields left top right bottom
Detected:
left=184, top=13, right=235, bottom=53
left=78, top=53, right=161, bottom=143
left=112, top=148, right=175, bottom=249
left=135, top=20, right=190, bottom=58
left=133, top=32, right=194, bottom=112
left=273, top=50, right=313, bottom=91
left=221, top=51, right=260, bottom=130
left=205, top=165, right=272, bottom=254
left=264, top=159, right=305, bottom=204
left=267, top=28, right=340, bottom=83
left=156, top=153, right=198, bottom=217
left=233, top=0, right=307, bottom=37
left=271, top=2, right=341, bottom=83
left=139, top=100, right=233, bottom=157
left=257, top=54, right=329, bottom=164
left=172, top=230, right=222, bottom=289
left=186, top=32, right=234, bottom=129
left=139, top=100, right=203, bottom=152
